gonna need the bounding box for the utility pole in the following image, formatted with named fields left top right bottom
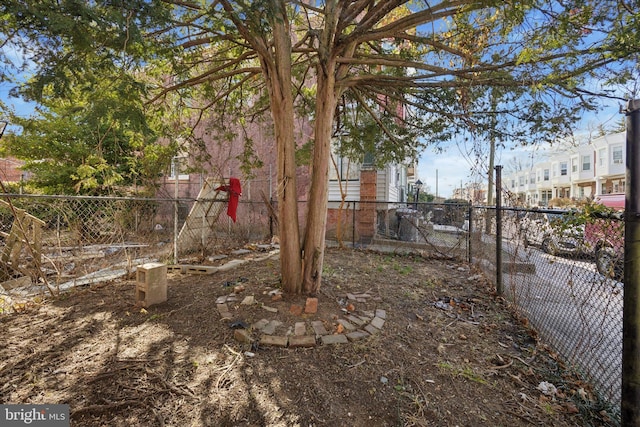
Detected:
left=622, top=99, right=640, bottom=426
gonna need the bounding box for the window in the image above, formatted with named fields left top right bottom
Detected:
left=582, top=155, right=591, bottom=171
left=601, top=182, right=608, bottom=194
left=598, top=148, right=607, bottom=167
left=544, top=169, right=549, bottom=181
left=560, top=162, right=568, bottom=176
left=511, top=179, right=515, bottom=188
left=613, top=179, right=626, bottom=193
left=572, top=158, right=578, bottom=173
left=613, top=145, right=623, bottom=164
left=169, top=157, right=189, bottom=180
left=519, top=176, right=525, bottom=186
left=329, top=156, right=360, bottom=181
left=530, top=174, right=535, bottom=184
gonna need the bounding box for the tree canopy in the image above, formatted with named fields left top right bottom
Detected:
left=1, top=0, right=639, bottom=292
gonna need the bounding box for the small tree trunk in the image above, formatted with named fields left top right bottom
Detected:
left=266, top=6, right=302, bottom=294
left=302, top=69, right=338, bottom=294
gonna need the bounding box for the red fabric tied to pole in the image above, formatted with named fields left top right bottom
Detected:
left=215, top=178, right=242, bottom=222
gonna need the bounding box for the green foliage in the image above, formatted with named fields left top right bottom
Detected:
left=1, top=0, right=639, bottom=193
left=0, top=0, right=179, bottom=195
left=2, top=69, right=174, bottom=194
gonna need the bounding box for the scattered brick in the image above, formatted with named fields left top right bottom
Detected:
left=364, top=324, right=380, bottom=335
left=304, top=297, right=318, bottom=314
left=375, top=309, right=387, bottom=319
left=370, top=317, right=385, bottom=329
left=321, top=334, right=349, bottom=345
left=290, top=305, right=303, bottom=316
left=260, top=335, right=289, bottom=347
left=311, top=320, right=329, bottom=336
left=294, top=322, right=306, bottom=336
left=271, top=294, right=283, bottom=302
left=337, top=318, right=357, bottom=331
left=346, top=330, right=370, bottom=342
left=346, top=315, right=366, bottom=326
left=289, top=335, right=316, bottom=348
left=262, top=320, right=282, bottom=335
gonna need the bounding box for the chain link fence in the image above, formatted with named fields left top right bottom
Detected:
left=0, top=193, right=624, bottom=417
left=471, top=206, right=623, bottom=416
left=0, top=193, right=276, bottom=303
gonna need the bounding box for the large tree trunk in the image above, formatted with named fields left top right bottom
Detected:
left=302, top=66, right=338, bottom=295
left=266, top=4, right=302, bottom=294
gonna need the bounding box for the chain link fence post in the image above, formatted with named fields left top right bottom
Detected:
left=467, top=204, right=472, bottom=263
left=495, top=165, right=503, bottom=295
left=173, top=157, right=179, bottom=265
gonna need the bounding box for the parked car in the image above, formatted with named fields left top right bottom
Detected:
left=519, top=211, right=586, bottom=256
left=584, top=195, right=624, bottom=281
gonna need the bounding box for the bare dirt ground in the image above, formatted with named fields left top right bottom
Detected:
left=0, top=247, right=616, bottom=426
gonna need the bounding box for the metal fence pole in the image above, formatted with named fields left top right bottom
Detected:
left=495, top=165, right=503, bottom=295
left=173, top=157, right=179, bottom=265
left=467, top=204, right=473, bottom=263
left=623, top=99, right=640, bottom=425
left=352, top=201, right=356, bottom=249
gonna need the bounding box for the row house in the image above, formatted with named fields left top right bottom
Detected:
left=506, top=132, right=625, bottom=207
left=327, top=146, right=416, bottom=242
left=159, top=114, right=416, bottom=244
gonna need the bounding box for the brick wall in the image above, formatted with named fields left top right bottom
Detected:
left=325, top=206, right=356, bottom=241
left=0, top=158, right=24, bottom=182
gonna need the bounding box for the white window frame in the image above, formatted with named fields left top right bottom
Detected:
left=560, top=162, right=568, bottom=176
left=612, top=145, right=623, bottom=165
left=169, top=157, right=189, bottom=181
left=598, top=148, right=607, bottom=167
left=329, top=155, right=360, bottom=181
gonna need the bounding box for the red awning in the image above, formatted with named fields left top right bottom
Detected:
left=595, top=194, right=625, bottom=210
